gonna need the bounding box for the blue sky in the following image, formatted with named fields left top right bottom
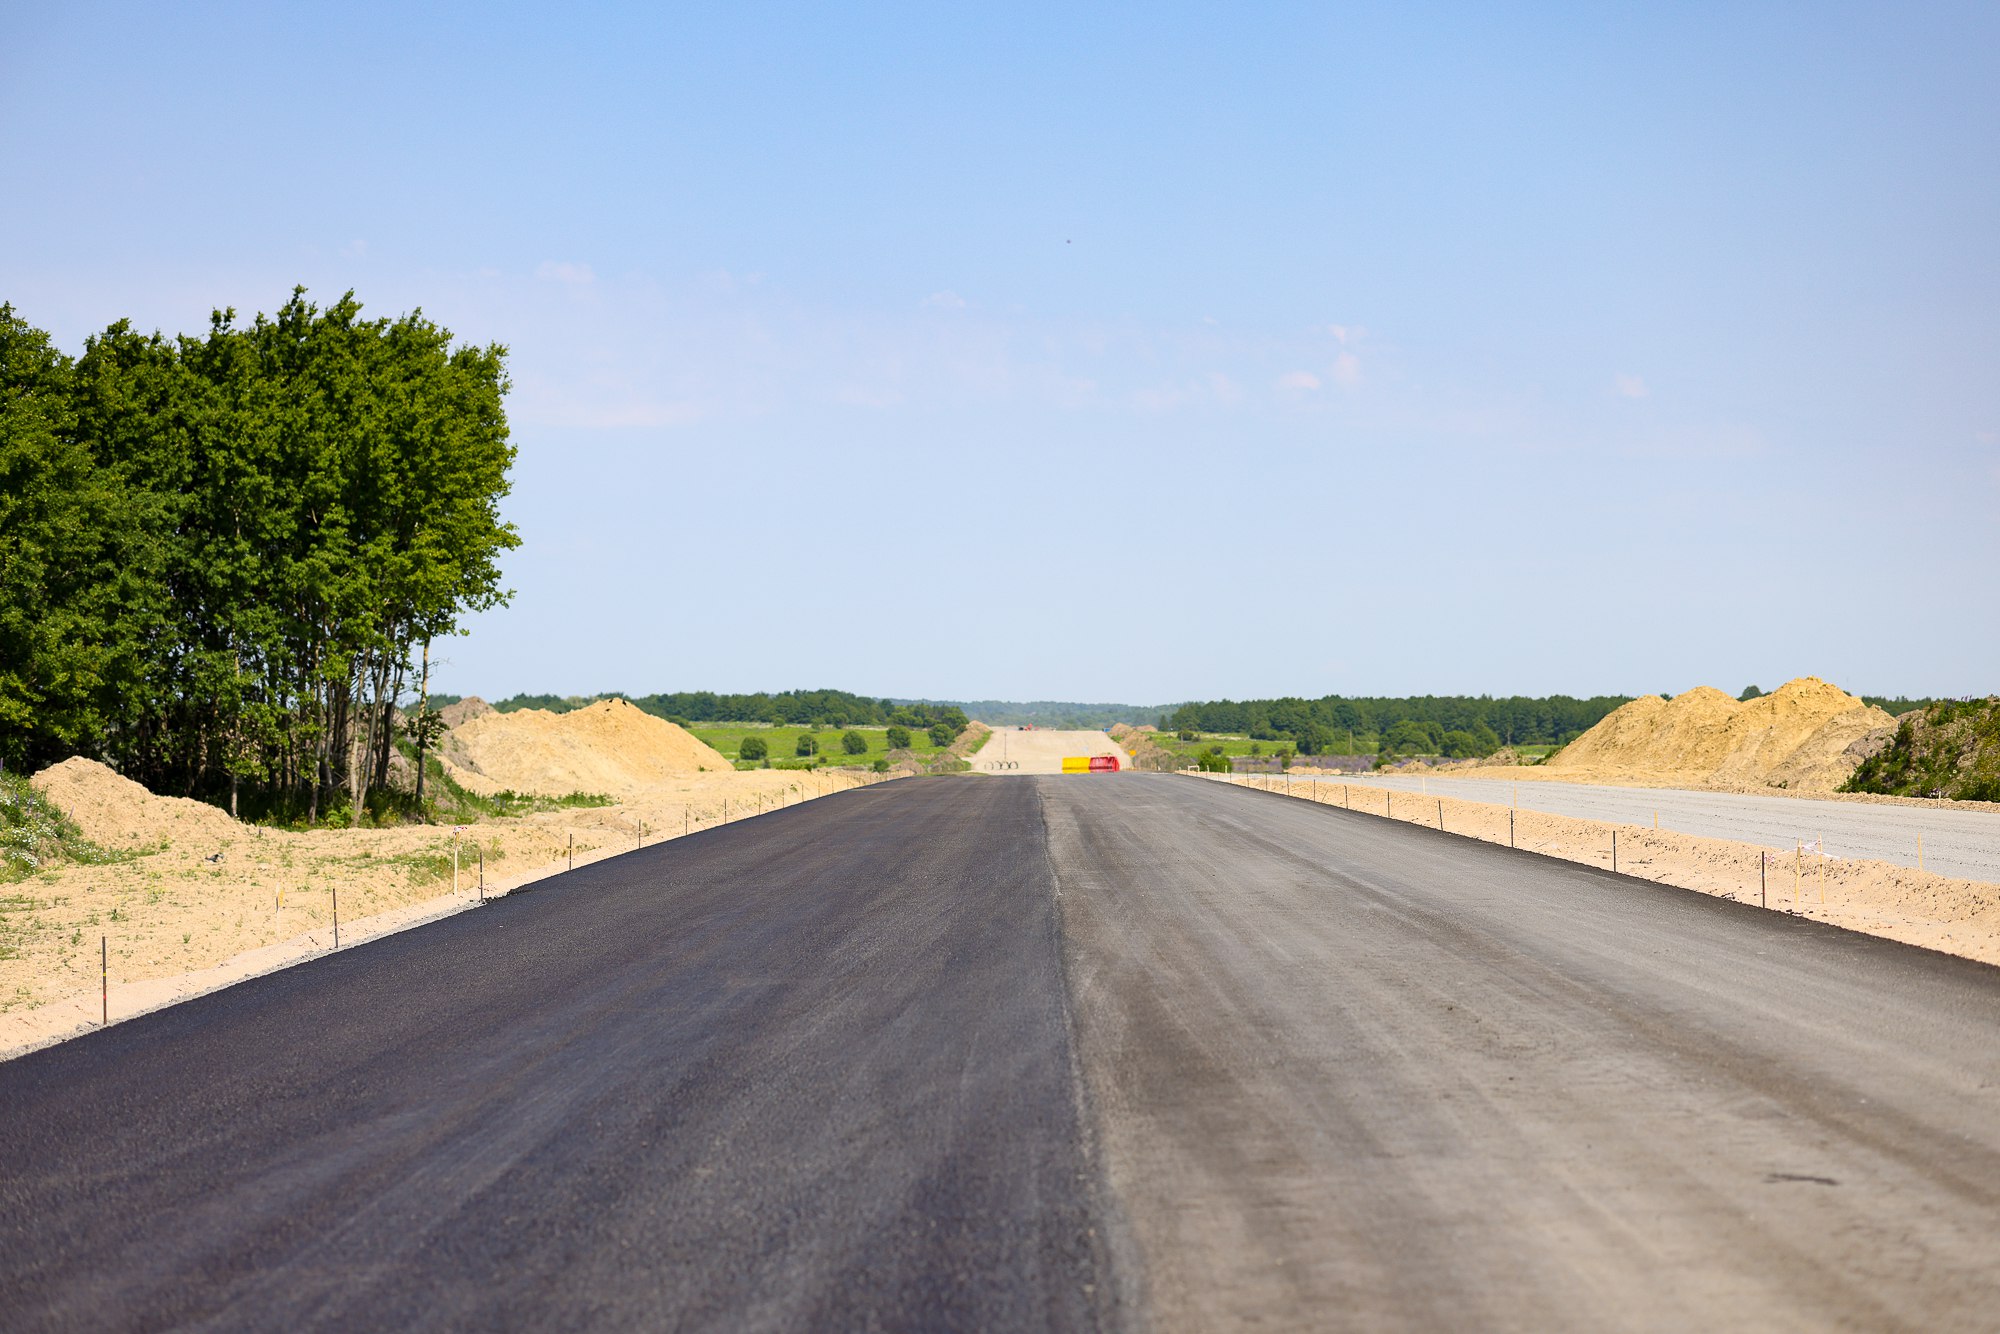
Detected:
left=5, top=2, right=1996, bottom=704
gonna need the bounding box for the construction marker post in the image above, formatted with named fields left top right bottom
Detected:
left=1437, top=798, right=1444, bottom=831
left=101, top=936, right=107, bottom=1026
left=333, top=885, right=340, bottom=949
left=477, top=844, right=485, bottom=903
left=568, top=834, right=574, bottom=871
left=1761, top=853, right=1767, bottom=908
left=1509, top=809, right=1516, bottom=848
left=1612, top=831, right=1618, bottom=873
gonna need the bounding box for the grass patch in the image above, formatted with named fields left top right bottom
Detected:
left=0, top=772, right=147, bottom=882
left=691, top=723, right=954, bottom=769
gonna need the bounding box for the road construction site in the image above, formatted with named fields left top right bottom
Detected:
left=6, top=774, right=2000, bottom=1331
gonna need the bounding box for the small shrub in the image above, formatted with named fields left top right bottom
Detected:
left=841, top=730, right=868, bottom=755
left=739, top=735, right=769, bottom=762
left=928, top=723, right=954, bottom=748
left=886, top=726, right=912, bottom=750
left=796, top=734, right=819, bottom=757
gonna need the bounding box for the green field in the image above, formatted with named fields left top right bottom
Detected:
left=1154, top=733, right=1367, bottom=762
left=691, top=723, right=955, bottom=770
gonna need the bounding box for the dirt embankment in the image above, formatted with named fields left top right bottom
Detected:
left=1109, top=724, right=1176, bottom=771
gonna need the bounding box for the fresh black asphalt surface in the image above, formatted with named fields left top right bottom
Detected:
left=6, top=774, right=2000, bottom=1330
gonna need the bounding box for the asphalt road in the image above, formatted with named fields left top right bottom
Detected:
left=0, top=779, right=1113, bottom=1332
left=6, top=775, right=2000, bottom=1331
left=1054, top=778, right=2000, bottom=1331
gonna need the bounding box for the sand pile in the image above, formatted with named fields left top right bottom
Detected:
left=446, top=699, right=730, bottom=796
left=437, top=696, right=493, bottom=728
left=1549, top=678, right=1894, bottom=791
left=30, top=758, right=242, bottom=848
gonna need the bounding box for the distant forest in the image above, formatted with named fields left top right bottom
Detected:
left=1162, top=695, right=1633, bottom=757
left=905, top=700, right=1165, bottom=729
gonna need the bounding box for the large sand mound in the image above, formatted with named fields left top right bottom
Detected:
left=1549, top=677, right=1894, bottom=791
left=447, top=699, right=730, bottom=796
left=30, top=758, right=242, bottom=848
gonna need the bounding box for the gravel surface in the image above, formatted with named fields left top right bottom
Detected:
left=1315, top=771, right=2000, bottom=882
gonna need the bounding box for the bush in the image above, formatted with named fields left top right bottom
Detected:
left=1178, top=729, right=1198, bottom=741
left=739, top=735, right=768, bottom=761
left=872, top=758, right=890, bottom=773
left=1196, top=749, right=1232, bottom=773
left=886, top=725, right=912, bottom=750
left=795, top=734, right=819, bottom=757
left=841, top=730, right=868, bottom=755
left=928, top=723, right=954, bottom=748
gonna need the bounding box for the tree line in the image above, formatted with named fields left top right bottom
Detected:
left=1163, top=694, right=1632, bottom=757
left=0, top=292, right=517, bottom=822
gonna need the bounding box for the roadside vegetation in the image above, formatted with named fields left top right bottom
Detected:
left=1, top=294, right=515, bottom=827
left=0, top=771, right=156, bottom=894
left=1843, top=698, right=2000, bottom=802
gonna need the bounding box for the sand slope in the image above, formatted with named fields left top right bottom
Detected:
left=448, top=699, right=731, bottom=796
left=30, top=758, right=242, bottom=849
left=1548, top=677, right=1893, bottom=791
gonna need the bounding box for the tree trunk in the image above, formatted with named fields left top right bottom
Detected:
left=414, top=639, right=431, bottom=807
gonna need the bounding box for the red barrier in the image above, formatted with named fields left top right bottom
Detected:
left=1089, top=755, right=1121, bottom=772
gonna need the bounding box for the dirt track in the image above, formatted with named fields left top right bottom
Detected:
left=972, top=728, right=1133, bottom=775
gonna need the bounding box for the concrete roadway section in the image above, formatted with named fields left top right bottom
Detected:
left=0, top=779, right=1113, bottom=1332
left=974, top=727, right=1133, bottom=775
left=1315, top=771, right=2000, bottom=883
left=6, top=774, right=2000, bottom=1330
left=1053, top=777, right=2000, bottom=1331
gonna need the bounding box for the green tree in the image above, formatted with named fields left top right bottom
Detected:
left=927, top=723, right=953, bottom=747
left=796, top=734, right=819, bottom=757
left=841, top=730, right=867, bottom=755
left=885, top=725, right=912, bottom=750
left=739, top=735, right=768, bottom=761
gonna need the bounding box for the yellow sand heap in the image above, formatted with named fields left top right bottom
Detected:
left=1549, top=677, right=1894, bottom=791
left=30, top=757, right=242, bottom=847
left=446, top=698, right=731, bottom=796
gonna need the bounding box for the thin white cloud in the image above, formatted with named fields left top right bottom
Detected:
left=922, top=290, right=968, bottom=310
left=535, top=260, right=596, bottom=286
left=1331, top=350, right=1362, bottom=387
left=1613, top=372, right=1649, bottom=399
left=1278, top=370, right=1322, bottom=391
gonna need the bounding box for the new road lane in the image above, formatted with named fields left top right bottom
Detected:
left=6, top=776, right=2000, bottom=1331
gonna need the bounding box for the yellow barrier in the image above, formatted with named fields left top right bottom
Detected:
left=1061, top=756, right=1090, bottom=773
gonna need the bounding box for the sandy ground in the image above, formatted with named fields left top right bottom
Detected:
left=1327, top=769, right=2000, bottom=882
left=971, top=727, right=1134, bottom=775
left=0, top=767, right=888, bottom=1059
left=1205, top=772, right=2000, bottom=968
